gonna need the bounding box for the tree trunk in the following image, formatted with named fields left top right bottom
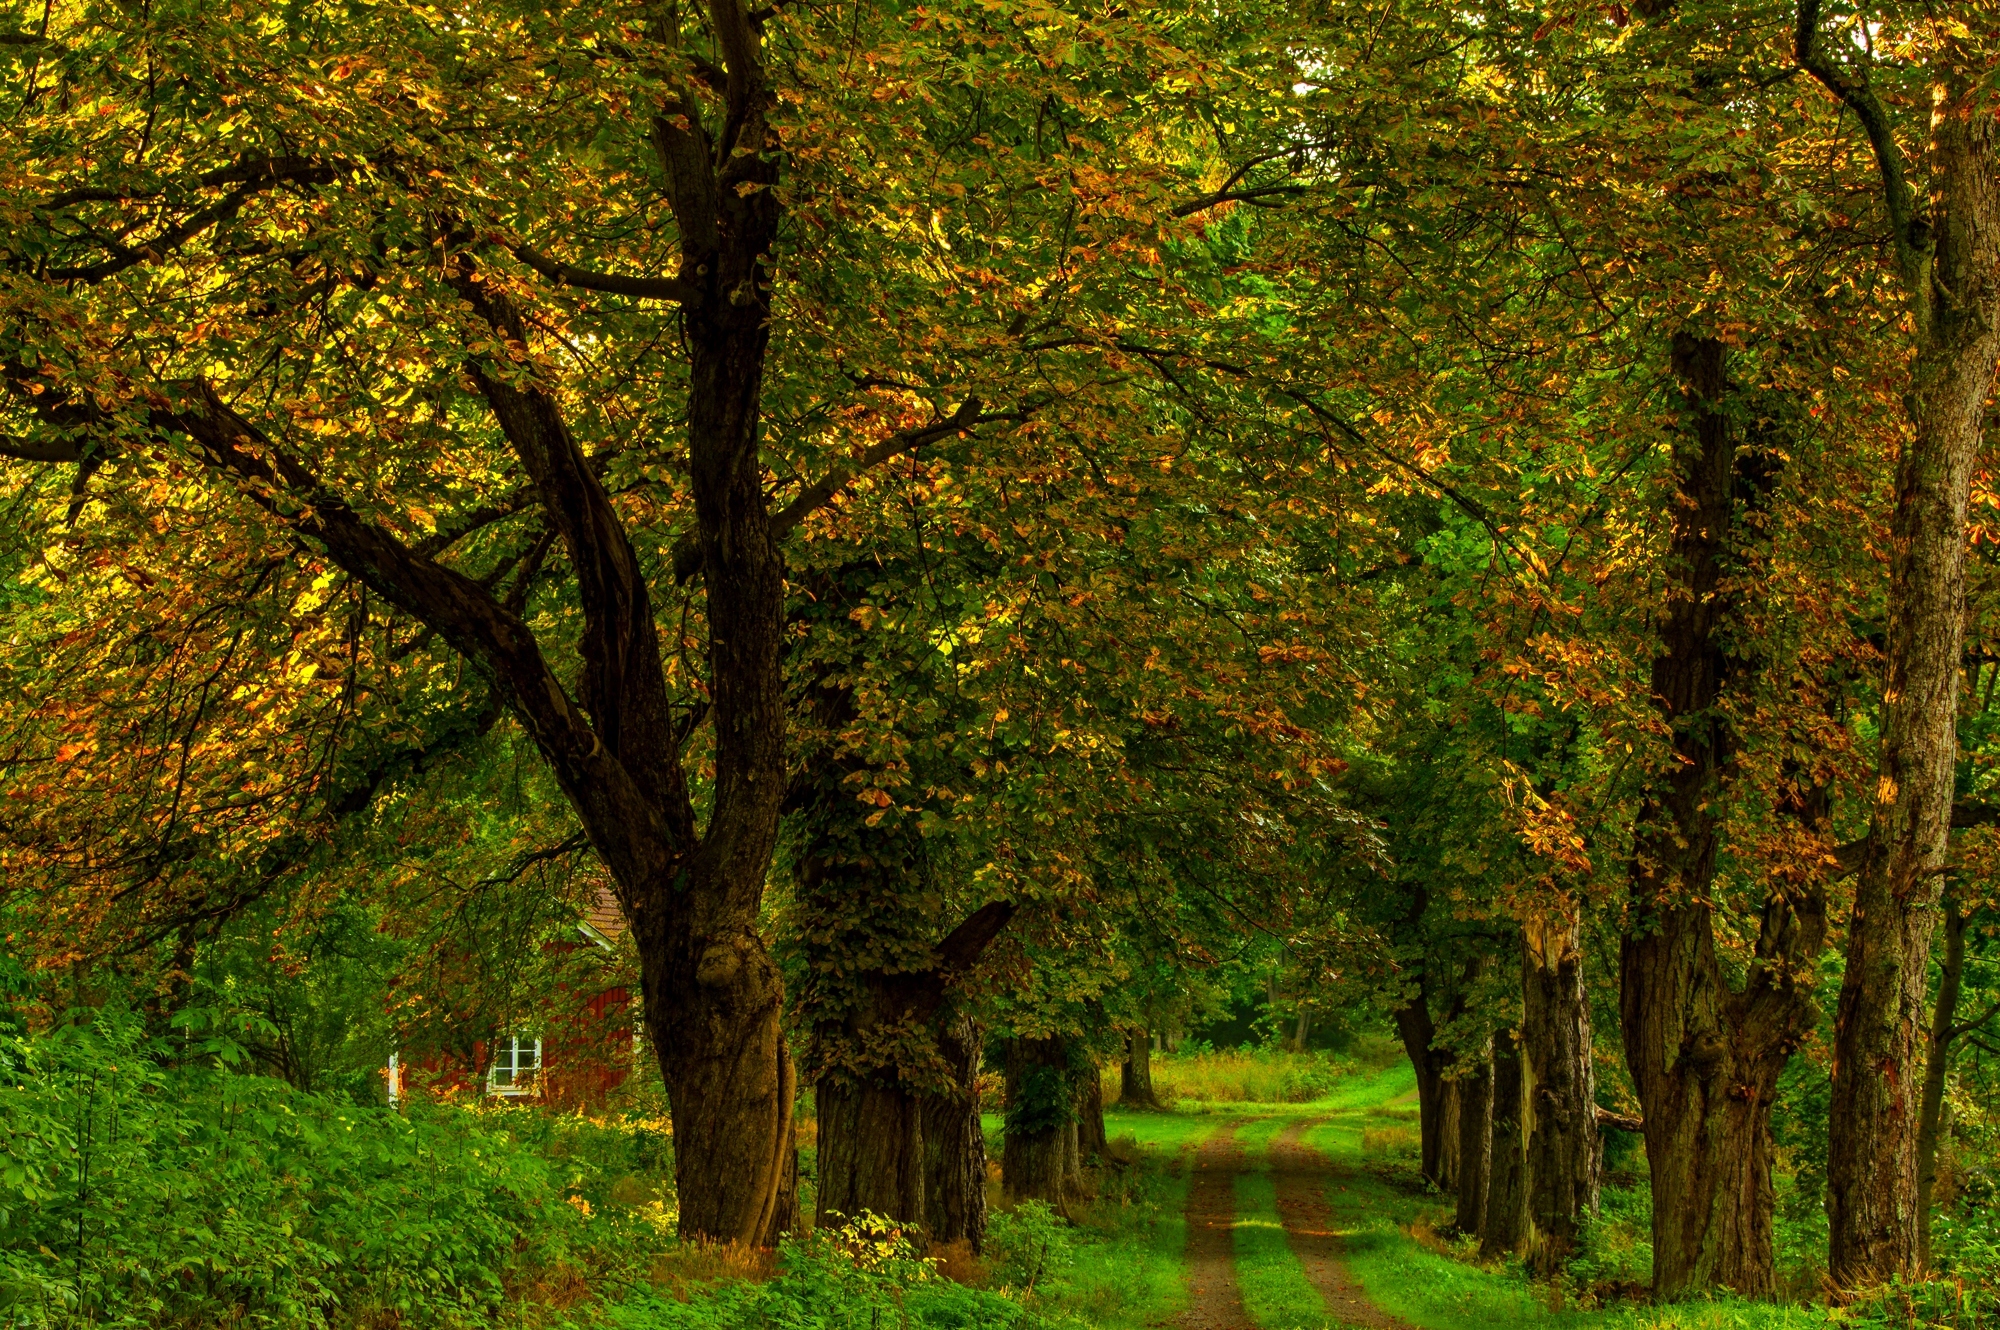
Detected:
left=1523, top=913, right=1599, bottom=1279
left=1797, top=22, right=2000, bottom=1288
left=1438, top=1077, right=1462, bottom=1194
left=1122, top=1029, right=1163, bottom=1109
left=1077, top=1058, right=1109, bottom=1159
left=1455, top=1036, right=1494, bottom=1238
left=1483, top=1033, right=1526, bottom=1257
left=1613, top=332, right=1833, bottom=1299
left=1917, top=896, right=1968, bottom=1268
left=816, top=1076, right=922, bottom=1228
left=647, top=932, right=797, bottom=1244
left=923, top=1015, right=989, bottom=1252
left=1394, top=994, right=1451, bottom=1189
left=789, top=602, right=1015, bottom=1238
left=1292, top=1009, right=1312, bottom=1053
left=1003, top=1035, right=1080, bottom=1212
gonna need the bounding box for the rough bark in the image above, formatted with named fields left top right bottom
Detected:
left=1454, top=1035, right=1494, bottom=1238
left=1798, top=10, right=2000, bottom=1286
left=1003, top=1035, right=1081, bottom=1213
left=922, top=1015, right=989, bottom=1252
left=816, top=1077, right=924, bottom=1227
left=1617, top=334, right=1829, bottom=1299
left=1438, top=1076, right=1463, bottom=1194
left=1523, top=913, right=1599, bottom=1279
left=1121, top=1029, right=1164, bottom=1109
left=1483, top=1034, right=1527, bottom=1258
left=801, top=897, right=1014, bottom=1233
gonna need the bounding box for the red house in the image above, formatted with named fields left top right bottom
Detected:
left=390, top=889, right=636, bottom=1110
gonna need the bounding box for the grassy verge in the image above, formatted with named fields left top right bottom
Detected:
left=1292, top=1074, right=1845, bottom=1330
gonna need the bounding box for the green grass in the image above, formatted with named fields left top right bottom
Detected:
left=1235, top=1164, right=1336, bottom=1330
left=1043, top=1157, right=1194, bottom=1330
left=988, top=1060, right=1886, bottom=1330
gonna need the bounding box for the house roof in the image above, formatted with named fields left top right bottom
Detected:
left=578, top=886, right=626, bottom=951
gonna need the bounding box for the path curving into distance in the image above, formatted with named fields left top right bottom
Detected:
left=1268, top=1118, right=1418, bottom=1330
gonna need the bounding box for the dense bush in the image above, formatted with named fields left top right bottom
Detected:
left=0, top=1009, right=655, bottom=1328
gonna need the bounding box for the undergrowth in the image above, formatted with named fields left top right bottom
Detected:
left=0, top=1008, right=670, bottom=1328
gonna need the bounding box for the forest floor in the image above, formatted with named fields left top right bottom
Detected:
left=1066, top=1063, right=1830, bottom=1330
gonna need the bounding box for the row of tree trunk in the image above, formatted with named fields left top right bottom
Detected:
left=1399, top=920, right=1603, bottom=1277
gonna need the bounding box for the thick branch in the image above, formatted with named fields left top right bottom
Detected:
left=0, top=435, right=86, bottom=463
left=450, top=264, right=688, bottom=824
left=935, top=900, right=1017, bottom=976
left=1795, top=0, right=1925, bottom=277
left=1829, top=800, right=1999, bottom=877
left=510, top=243, right=698, bottom=304
left=160, top=384, right=676, bottom=883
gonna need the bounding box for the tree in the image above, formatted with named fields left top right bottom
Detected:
left=1796, top=3, right=2000, bottom=1285
left=0, top=0, right=1301, bottom=1242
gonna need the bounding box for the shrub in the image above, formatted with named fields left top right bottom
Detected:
left=0, top=1008, right=652, bottom=1328
left=607, top=1214, right=1048, bottom=1329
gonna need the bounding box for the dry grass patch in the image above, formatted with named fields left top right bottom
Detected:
left=646, top=1239, right=778, bottom=1297
left=1362, top=1123, right=1419, bottom=1156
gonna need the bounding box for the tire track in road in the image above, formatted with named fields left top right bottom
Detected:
left=1268, top=1118, right=1417, bottom=1330
left=1177, top=1120, right=1253, bottom=1329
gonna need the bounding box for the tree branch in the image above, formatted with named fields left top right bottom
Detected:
left=1828, top=800, right=1999, bottom=877
left=1795, top=0, right=1926, bottom=278
left=157, top=383, right=677, bottom=884
left=935, top=900, right=1017, bottom=976
left=1172, top=184, right=1308, bottom=218
left=35, top=158, right=345, bottom=283
left=449, top=262, right=690, bottom=827
left=0, top=435, right=86, bottom=463
left=671, top=396, right=998, bottom=582
left=509, top=243, right=698, bottom=304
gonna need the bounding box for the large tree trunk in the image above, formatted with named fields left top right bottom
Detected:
left=1454, top=1036, right=1494, bottom=1238
left=1437, top=1077, right=1463, bottom=1194
left=1613, top=333, right=1832, bottom=1299
left=1797, top=19, right=2000, bottom=1288
left=1523, top=912, right=1599, bottom=1279
left=923, top=1015, right=989, bottom=1252
left=1483, top=1033, right=1526, bottom=1257
left=1121, top=1029, right=1163, bottom=1109
left=1918, top=897, right=1969, bottom=1268
left=816, top=1076, right=923, bottom=1229
left=646, top=918, right=797, bottom=1244
left=789, top=577, right=1015, bottom=1237
left=1003, top=1035, right=1081, bottom=1212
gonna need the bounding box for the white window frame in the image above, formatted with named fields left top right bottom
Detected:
left=486, top=1033, right=543, bottom=1097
